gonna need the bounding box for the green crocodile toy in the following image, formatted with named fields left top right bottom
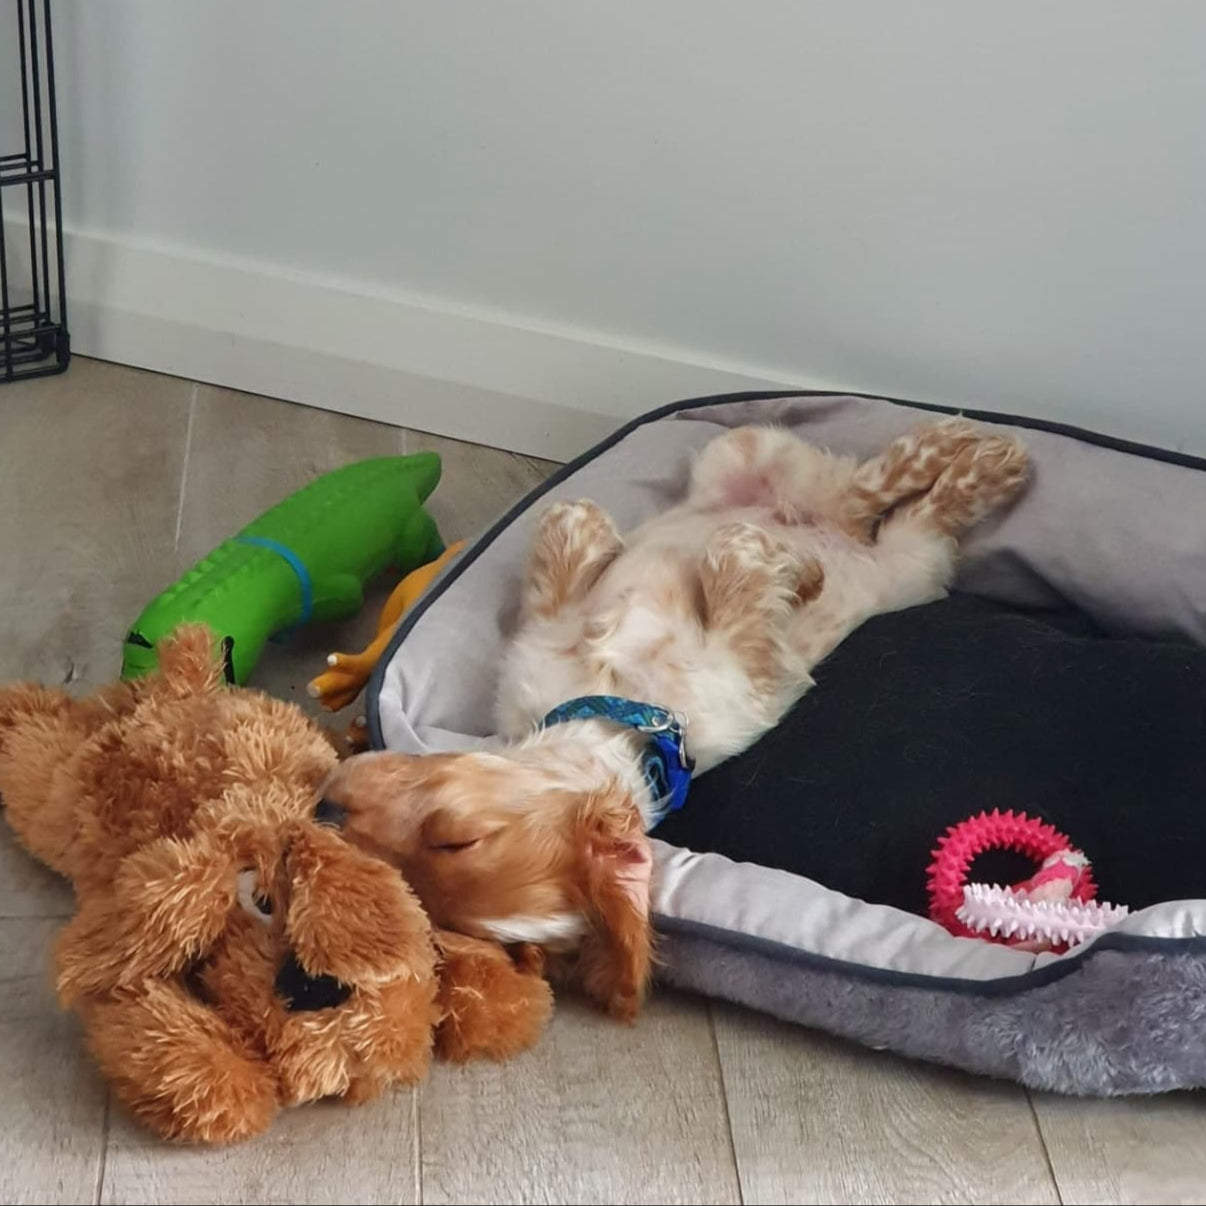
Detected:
left=120, top=453, right=446, bottom=686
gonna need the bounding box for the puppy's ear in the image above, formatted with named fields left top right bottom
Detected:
left=573, top=788, right=654, bottom=1023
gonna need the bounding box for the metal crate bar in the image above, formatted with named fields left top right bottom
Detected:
left=1, top=0, right=70, bottom=383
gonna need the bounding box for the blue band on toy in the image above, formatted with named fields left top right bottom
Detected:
left=540, top=695, right=695, bottom=829
left=235, top=535, right=315, bottom=626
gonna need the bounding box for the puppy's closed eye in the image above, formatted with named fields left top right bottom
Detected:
left=420, top=809, right=505, bottom=855
left=428, top=838, right=480, bottom=854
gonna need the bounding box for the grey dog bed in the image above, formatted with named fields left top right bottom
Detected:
left=367, top=390, right=1206, bottom=1097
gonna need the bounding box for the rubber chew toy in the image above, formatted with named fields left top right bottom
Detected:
left=927, top=809, right=1128, bottom=952
left=121, top=455, right=446, bottom=687
left=957, top=884, right=1130, bottom=948
left=308, top=538, right=468, bottom=712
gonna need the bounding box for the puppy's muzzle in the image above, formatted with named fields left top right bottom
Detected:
left=313, top=798, right=348, bottom=829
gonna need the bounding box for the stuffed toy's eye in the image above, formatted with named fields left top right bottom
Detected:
left=237, top=869, right=274, bottom=923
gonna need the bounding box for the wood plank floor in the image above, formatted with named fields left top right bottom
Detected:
left=1, top=357, right=1202, bottom=1205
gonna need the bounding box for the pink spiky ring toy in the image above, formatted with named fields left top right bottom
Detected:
left=927, top=809, right=1129, bottom=953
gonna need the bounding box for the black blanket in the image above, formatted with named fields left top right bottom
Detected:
left=653, top=593, right=1206, bottom=916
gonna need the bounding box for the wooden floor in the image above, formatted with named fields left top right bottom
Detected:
left=1, top=358, right=1202, bottom=1206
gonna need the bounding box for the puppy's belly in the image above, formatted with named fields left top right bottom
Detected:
left=498, top=508, right=869, bottom=748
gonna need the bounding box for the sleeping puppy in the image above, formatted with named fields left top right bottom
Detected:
left=318, top=418, right=1030, bottom=1021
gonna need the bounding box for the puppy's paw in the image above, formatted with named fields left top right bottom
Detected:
left=523, top=500, right=623, bottom=620
left=912, top=416, right=987, bottom=461
left=847, top=416, right=989, bottom=526
left=923, top=434, right=1031, bottom=535
left=705, top=522, right=809, bottom=599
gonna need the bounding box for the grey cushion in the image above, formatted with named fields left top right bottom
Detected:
left=368, top=391, right=1206, bottom=1096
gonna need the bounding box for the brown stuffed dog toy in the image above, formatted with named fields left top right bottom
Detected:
left=0, top=625, right=551, bottom=1144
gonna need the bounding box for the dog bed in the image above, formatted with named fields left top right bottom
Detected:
left=366, top=390, right=1206, bottom=1096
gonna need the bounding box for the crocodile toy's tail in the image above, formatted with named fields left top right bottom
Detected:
left=309, top=539, right=467, bottom=712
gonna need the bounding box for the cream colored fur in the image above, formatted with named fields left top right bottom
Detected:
left=497, top=418, right=1029, bottom=775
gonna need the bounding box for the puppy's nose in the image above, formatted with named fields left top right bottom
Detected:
left=274, top=951, right=352, bottom=1012
left=313, top=797, right=348, bottom=829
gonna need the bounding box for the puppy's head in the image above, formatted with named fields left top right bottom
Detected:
left=315, top=749, right=653, bottom=1022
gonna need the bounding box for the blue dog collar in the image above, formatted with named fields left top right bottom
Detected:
left=539, top=695, right=695, bottom=829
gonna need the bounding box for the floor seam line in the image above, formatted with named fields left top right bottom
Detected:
left=92, top=1093, right=111, bottom=1205
left=173, top=382, right=198, bottom=551
left=1026, top=1089, right=1065, bottom=1205
left=708, top=1004, right=746, bottom=1206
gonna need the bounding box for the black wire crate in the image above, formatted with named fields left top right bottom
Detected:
left=1, top=0, right=68, bottom=383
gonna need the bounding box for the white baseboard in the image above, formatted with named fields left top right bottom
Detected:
left=43, top=226, right=837, bottom=461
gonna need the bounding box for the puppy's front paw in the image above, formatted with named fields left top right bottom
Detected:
left=703, top=522, right=814, bottom=613
left=537, top=499, right=620, bottom=556
left=523, top=499, right=623, bottom=620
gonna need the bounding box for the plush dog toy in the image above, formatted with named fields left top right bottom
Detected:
left=0, top=625, right=551, bottom=1144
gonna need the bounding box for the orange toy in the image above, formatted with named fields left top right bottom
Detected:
left=0, top=624, right=551, bottom=1144
left=309, top=539, right=468, bottom=714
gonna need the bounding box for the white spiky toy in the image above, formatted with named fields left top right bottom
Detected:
left=957, top=883, right=1130, bottom=949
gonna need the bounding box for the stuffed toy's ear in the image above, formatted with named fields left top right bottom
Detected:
left=284, top=823, right=436, bottom=985
left=0, top=684, right=103, bottom=876
left=572, top=789, right=655, bottom=1023
left=433, top=930, right=553, bottom=1063
left=0, top=682, right=71, bottom=746
left=148, top=624, right=226, bottom=700
left=56, top=832, right=239, bottom=1004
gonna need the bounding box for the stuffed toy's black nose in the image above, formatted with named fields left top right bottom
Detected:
left=313, top=798, right=348, bottom=829
left=274, top=951, right=352, bottom=1012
